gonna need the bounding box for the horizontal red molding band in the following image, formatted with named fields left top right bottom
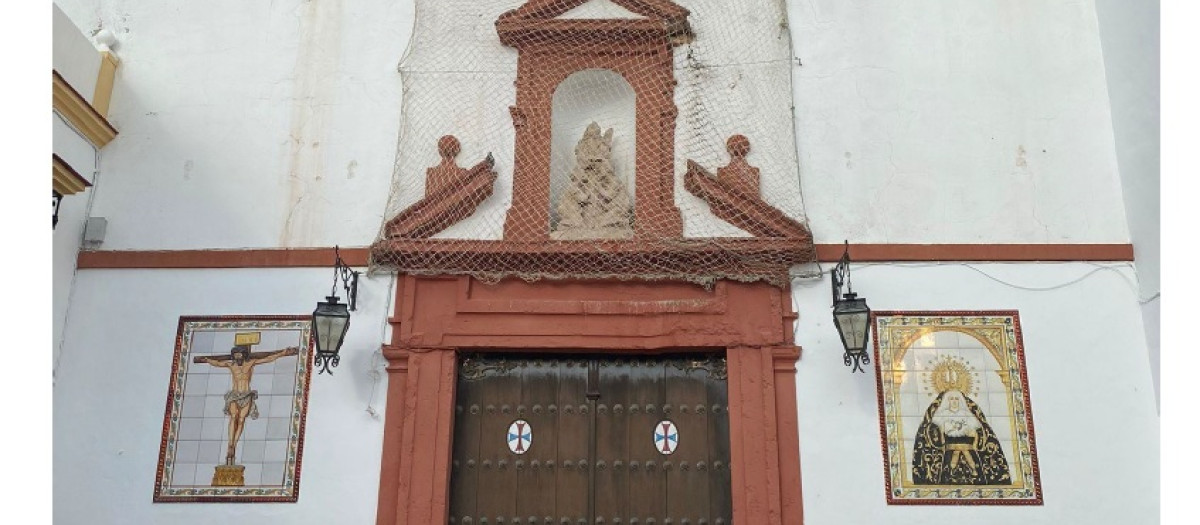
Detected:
left=76, top=248, right=371, bottom=269
left=75, top=243, right=1133, bottom=270
left=816, top=243, right=1134, bottom=262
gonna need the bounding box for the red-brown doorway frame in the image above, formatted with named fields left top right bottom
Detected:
left=376, top=275, right=804, bottom=524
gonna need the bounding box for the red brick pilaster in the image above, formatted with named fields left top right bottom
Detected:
left=376, top=347, right=457, bottom=525
left=727, top=345, right=803, bottom=524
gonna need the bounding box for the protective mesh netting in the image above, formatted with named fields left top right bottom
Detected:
left=371, top=0, right=813, bottom=285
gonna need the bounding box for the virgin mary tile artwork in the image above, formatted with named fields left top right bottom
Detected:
left=873, top=311, right=1043, bottom=505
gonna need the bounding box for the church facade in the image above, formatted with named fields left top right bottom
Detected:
left=53, top=1, right=1159, bottom=524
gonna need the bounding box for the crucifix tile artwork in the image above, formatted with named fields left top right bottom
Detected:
left=153, top=316, right=313, bottom=503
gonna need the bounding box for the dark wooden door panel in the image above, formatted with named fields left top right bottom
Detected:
left=706, top=359, right=733, bottom=524
left=626, top=359, right=667, bottom=521
left=449, top=360, right=483, bottom=520
left=453, top=357, right=524, bottom=523
left=449, top=354, right=730, bottom=525
left=665, top=359, right=711, bottom=522
left=516, top=358, right=561, bottom=522
left=553, top=359, right=589, bottom=524
left=593, top=358, right=631, bottom=523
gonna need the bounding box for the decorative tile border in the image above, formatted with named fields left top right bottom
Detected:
left=153, top=316, right=313, bottom=503
left=874, top=311, right=1043, bottom=505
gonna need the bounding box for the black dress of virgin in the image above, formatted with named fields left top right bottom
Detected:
left=911, top=391, right=1012, bottom=485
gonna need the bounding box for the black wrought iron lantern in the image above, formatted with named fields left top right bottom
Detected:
left=53, top=191, right=64, bottom=229
left=831, top=241, right=872, bottom=373
left=312, top=246, right=359, bottom=374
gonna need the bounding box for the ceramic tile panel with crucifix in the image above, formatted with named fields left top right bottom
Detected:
left=153, top=316, right=313, bottom=502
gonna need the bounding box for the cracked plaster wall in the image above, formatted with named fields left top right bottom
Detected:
left=53, top=0, right=412, bottom=250
left=793, top=263, right=1158, bottom=524
left=1092, top=0, right=1159, bottom=407
left=53, top=0, right=1133, bottom=250
left=52, top=4, right=102, bottom=379
left=50, top=2, right=1156, bottom=524
left=788, top=0, right=1130, bottom=244
left=53, top=268, right=393, bottom=525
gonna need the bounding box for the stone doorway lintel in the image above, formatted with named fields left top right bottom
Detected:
left=375, top=274, right=804, bottom=525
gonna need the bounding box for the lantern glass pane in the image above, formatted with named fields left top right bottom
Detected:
left=313, top=301, right=350, bottom=354
left=331, top=316, right=350, bottom=351
left=836, top=310, right=870, bottom=351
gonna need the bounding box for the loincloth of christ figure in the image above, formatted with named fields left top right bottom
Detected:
left=194, top=345, right=299, bottom=465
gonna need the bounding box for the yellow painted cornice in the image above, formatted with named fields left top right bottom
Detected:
left=92, top=51, right=120, bottom=117
left=52, top=70, right=117, bottom=148
left=52, top=154, right=92, bottom=195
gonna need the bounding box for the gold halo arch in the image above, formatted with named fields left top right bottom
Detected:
left=927, top=356, right=975, bottom=397
left=890, top=326, right=1012, bottom=390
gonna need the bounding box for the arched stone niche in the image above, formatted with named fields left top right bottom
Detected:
left=499, top=5, right=687, bottom=240
left=549, top=68, right=638, bottom=228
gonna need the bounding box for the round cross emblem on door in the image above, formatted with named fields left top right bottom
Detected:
left=507, top=420, right=532, bottom=454
left=654, top=420, right=679, bottom=455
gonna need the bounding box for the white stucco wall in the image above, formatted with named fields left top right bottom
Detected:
left=49, top=1, right=1158, bottom=523
left=793, top=263, right=1158, bottom=524
left=53, top=268, right=392, bottom=525
left=52, top=0, right=1134, bottom=250
left=1093, top=0, right=1159, bottom=295
left=1092, top=0, right=1160, bottom=405
left=53, top=1, right=105, bottom=370
left=53, top=3, right=101, bottom=102
left=788, top=0, right=1130, bottom=244
left=52, top=115, right=97, bottom=375
left=53, top=0, right=413, bottom=250
left=54, top=265, right=1160, bottom=523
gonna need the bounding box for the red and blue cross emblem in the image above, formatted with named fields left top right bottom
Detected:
left=654, top=420, right=679, bottom=455
left=507, top=419, right=532, bottom=454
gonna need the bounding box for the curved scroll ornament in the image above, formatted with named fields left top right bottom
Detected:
left=844, top=349, right=870, bottom=373
left=315, top=353, right=339, bottom=375
left=683, top=135, right=813, bottom=240
left=670, top=355, right=728, bottom=380
left=459, top=355, right=520, bottom=381
left=382, top=135, right=498, bottom=240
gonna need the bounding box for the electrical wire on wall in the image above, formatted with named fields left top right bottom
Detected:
left=52, top=111, right=102, bottom=384
left=781, top=2, right=821, bottom=280
left=790, top=261, right=1151, bottom=343
left=795, top=260, right=1146, bottom=296
left=363, top=273, right=396, bottom=420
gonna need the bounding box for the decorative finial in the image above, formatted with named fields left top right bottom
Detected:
left=726, top=134, right=750, bottom=159
left=717, top=134, right=760, bottom=197
left=438, top=135, right=461, bottom=160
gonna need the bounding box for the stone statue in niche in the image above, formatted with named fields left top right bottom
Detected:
left=717, top=134, right=760, bottom=197
left=551, top=122, right=634, bottom=240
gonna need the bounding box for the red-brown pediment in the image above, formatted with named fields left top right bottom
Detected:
left=383, top=153, right=498, bottom=240
left=502, top=0, right=689, bottom=22
left=372, top=3, right=815, bottom=285
left=684, top=160, right=814, bottom=242
left=497, top=0, right=693, bottom=46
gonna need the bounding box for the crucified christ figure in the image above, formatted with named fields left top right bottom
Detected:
left=194, top=345, right=299, bottom=465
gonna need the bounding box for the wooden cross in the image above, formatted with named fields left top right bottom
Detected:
left=191, top=333, right=298, bottom=364
left=192, top=346, right=298, bottom=364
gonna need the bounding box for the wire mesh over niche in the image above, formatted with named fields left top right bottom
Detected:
left=371, top=0, right=815, bottom=286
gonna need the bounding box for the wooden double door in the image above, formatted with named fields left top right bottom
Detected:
left=449, top=353, right=733, bottom=524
